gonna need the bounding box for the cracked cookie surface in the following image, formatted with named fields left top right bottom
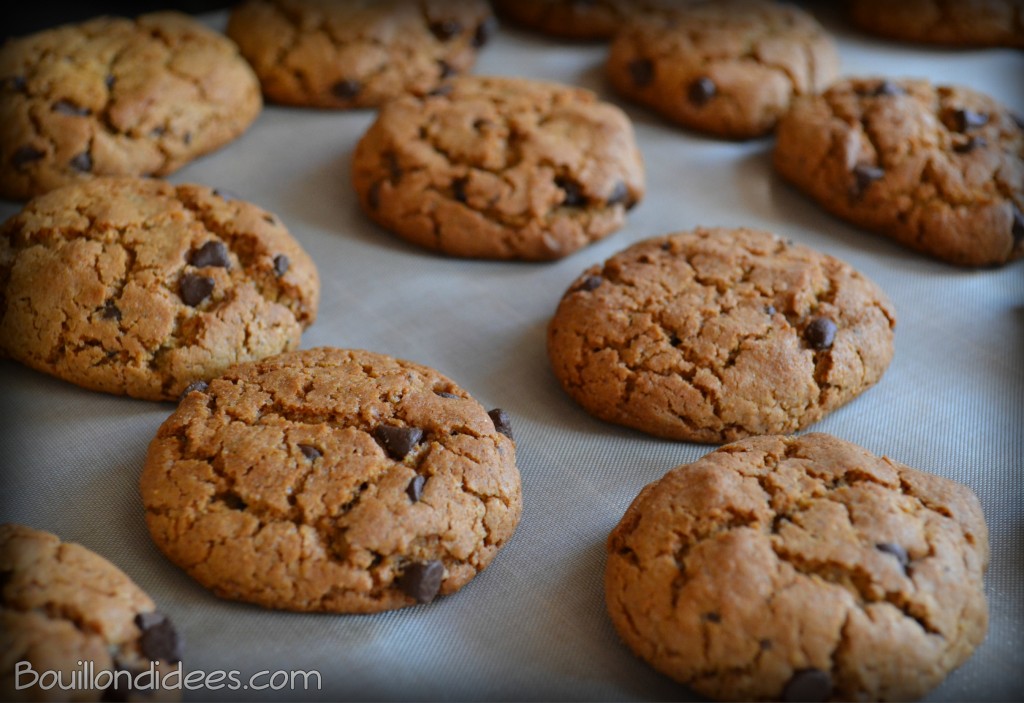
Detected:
left=606, top=0, right=839, bottom=139
left=225, top=0, right=495, bottom=109
left=849, top=0, right=1024, bottom=48
left=547, top=228, right=895, bottom=443
left=0, top=177, right=319, bottom=401
left=0, top=12, right=262, bottom=201
left=1, top=524, right=183, bottom=702
left=774, top=77, right=1024, bottom=267
left=352, top=75, right=645, bottom=260
left=140, top=347, right=522, bottom=613
left=605, top=433, right=990, bottom=701
left=493, top=0, right=671, bottom=40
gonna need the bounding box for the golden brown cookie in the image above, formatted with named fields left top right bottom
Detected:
left=1, top=524, right=182, bottom=702
left=606, top=0, right=839, bottom=139
left=225, top=0, right=496, bottom=109
left=493, top=0, right=670, bottom=40
left=352, top=75, right=645, bottom=260
left=0, top=177, right=319, bottom=401
left=547, top=228, right=896, bottom=443
left=0, top=12, right=262, bottom=201
left=140, top=347, right=522, bottom=614
left=849, top=0, right=1024, bottom=48
left=605, top=433, right=990, bottom=701
left=774, top=77, right=1024, bottom=267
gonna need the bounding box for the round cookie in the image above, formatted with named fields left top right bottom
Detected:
left=849, top=0, right=1024, bottom=48
left=352, top=75, right=645, bottom=260
left=774, top=77, right=1024, bottom=267
left=1, top=524, right=183, bottom=702
left=140, top=347, right=522, bottom=614
left=547, top=228, right=896, bottom=443
left=606, top=0, right=839, bottom=139
left=0, top=12, right=262, bottom=201
left=605, top=433, right=990, bottom=701
left=493, top=0, right=670, bottom=41
left=225, top=0, right=496, bottom=109
left=0, top=177, right=319, bottom=401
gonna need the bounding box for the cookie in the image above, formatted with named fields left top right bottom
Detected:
left=225, top=0, right=496, bottom=109
left=774, top=77, right=1024, bottom=267
left=850, top=0, right=1024, bottom=48
left=1, top=524, right=183, bottom=702
left=0, top=177, right=319, bottom=401
left=352, top=75, right=645, bottom=260
left=606, top=0, right=839, bottom=139
left=605, top=433, right=990, bottom=701
left=493, top=0, right=669, bottom=40
left=0, top=12, right=262, bottom=201
left=547, top=228, right=896, bottom=443
left=140, top=347, right=522, bottom=614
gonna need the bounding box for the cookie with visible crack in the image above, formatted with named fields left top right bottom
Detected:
left=605, top=433, right=990, bottom=701
left=0, top=523, right=183, bottom=702
left=547, top=228, right=895, bottom=443
left=352, top=75, right=645, bottom=260
left=493, top=0, right=670, bottom=40
left=0, top=12, right=262, bottom=201
left=140, top=347, right=522, bottom=613
left=0, top=177, right=319, bottom=401
left=849, top=0, right=1024, bottom=48
left=606, top=0, right=839, bottom=139
left=775, top=77, right=1024, bottom=267
left=225, top=0, right=496, bottom=109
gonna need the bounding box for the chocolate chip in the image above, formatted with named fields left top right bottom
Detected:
left=607, top=181, right=630, bottom=207
left=952, top=108, right=988, bottom=132
left=701, top=612, right=721, bottom=623
left=555, top=177, right=585, bottom=207
left=134, top=612, right=182, bottom=664
left=577, top=275, right=602, bottom=292
left=183, top=132, right=192, bottom=145
left=428, top=83, right=454, bottom=98
left=178, top=380, right=208, bottom=402
left=852, top=164, right=884, bottom=195
left=628, top=59, right=654, bottom=88
left=429, top=19, right=462, bottom=40
left=105, top=75, right=116, bottom=90
left=452, top=176, right=468, bottom=203
left=332, top=79, right=361, bottom=100
left=150, top=126, right=166, bottom=137
left=53, top=99, right=90, bottom=116
left=765, top=305, right=777, bottom=315
left=398, top=560, right=444, bottom=603
left=406, top=475, right=426, bottom=502
left=488, top=408, right=513, bottom=440
left=298, top=444, right=321, bottom=461
left=386, top=152, right=403, bottom=183
left=263, top=214, right=277, bottom=225
left=101, top=300, right=121, bottom=321
left=374, top=425, right=424, bottom=460
left=69, top=151, right=92, bottom=172
left=221, top=492, right=247, bottom=510
left=954, top=136, right=986, bottom=154
left=435, top=391, right=459, bottom=399
left=273, top=254, right=290, bottom=277
left=5, top=76, right=26, bottom=92
left=876, top=542, right=909, bottom=570
left=190, top=240, right=230, bottom=269
left=759, top=638, right=773, bottom=650
left=782, top=668, right=832, bottom=702
left=472, top=15, right=497, bottom=47
left=688, top=76, right=716, bottom=106
left=213, top=188, right=240, bottom=202
left=0, top=570, right=12, bottom=601
left=804, top=317, right=837, bottom=350
left=872, top=80, right=904, bottom=97
left=179, top=274, right=215, bottom=307
left=437, top=60, right=456, bottom=79
left=368, top=181, right=382, bottom=209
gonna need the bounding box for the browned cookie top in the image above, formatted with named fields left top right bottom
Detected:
left=493, top=0, right=671, bottom=40
left=0, top=12, right=262, bottom=200
left=352, top=75, right=645, bottom=260
left=226, top=0, right=496, bottom=109
left=849, top=0, right=1024, bottom=48
left=0, top=177, right=319, bottom=401
left=605, top=433, right=989, bottom=701
left=1, top=524, right=183, bottom=702
left=774, top=77, right=1024, bottom=267
left=606, top=0, right=839, bottom=139
left=140, top=347, right=522, bottom=614
left=547, top=228, right=895, bottom=443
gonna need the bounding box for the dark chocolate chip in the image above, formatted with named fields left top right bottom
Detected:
left=179, top=274, right=215, bottom=307
left=782, top=668, right=832, bottom=702
left=437, top=60, right=456, bottom=79
left=273, top=254, right=290, bottom=277
left=429, top=19, right=462, bottom=41
left=150, top=126, right=166, bottom=137
left=213, top=188, right=240, bottom=202
left=190, top=240, right=230, bottom=269
left=952, top=108, right=989, bottom=132
left=804, top=317, right=837, bottom=350
left=702, top=612, right=721, bottom=623
left=872, top=80, right=904, bottom=97
left=183, top=132, right=192, bottom=145
left=488, top=408, right=513, bottom=440
left=607, top=181, right=630, bottom=207
left=53, top=99, right=90, bottom=116
left=1011, top=206, right=1024, bottom=246
left=332, top=79, right=361, bottom=100
left=954, top=136, right=986, bottom=154
left=759, top=638, right=773, bottom=650
left=398, top=560, right=444, bottom=603
left=263, top=214, right=277, bottom=225
left=374, top=425, right=424, bottom=460
left=134, top=612, right=182, bottom=664
left=452, top=176, right=468, bottom=203
left=407, top=475, right=426, bottom=502
left=852, top=164, right=884, bottom=195
left=298, top=444, right=322, bottom=461
left=628, top=58, right=654, bottom=88
left=876, top=542, right=909, bottom=570
left=435, top=391, right=460, bottom=399
left=105, top=75, right=116, bottom=90
left=101, top=300, right=122, bottom=321
left=69, top=151, right=92, bottom=172
left=472, top=15, right=497, bottom=47
left=661, top=241, right=672, bottom=251
left=765, top=305, right=777, bottom=315
left=368, top=181, right=382, bottom=209
left=178, top=380, right=208, bottom=402
left=688, top=76, right=716, bottom=106
left=386, top=152, right=403, bottom=183
left=428, top=82, right=454, bottom=98
left=577, top=275, right=602, bottom=292
left=555, top=177, right=585, bottom=207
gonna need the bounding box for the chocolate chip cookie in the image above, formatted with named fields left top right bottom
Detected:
left=140, top=347, right=522, bottom=613
left=493, top=0, right=669, bottom=40
left=605, top=433, right=990, bottom=701
left=547, top=228, right=895, bottom=443
left=850, top=0, right=1024, bottom=48
left=0, top=12, right=262, bottom=201
left=606, top=0, right=839, bottom=139
left=1, top=524, right=183, bottom=702
left=0, top=177, right=319, bottom=401
left=226, top=0, right=496, bottom=109
left=352, top=75, right=645, bottom=260
left=774, top=77, right=1024, bottom=267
